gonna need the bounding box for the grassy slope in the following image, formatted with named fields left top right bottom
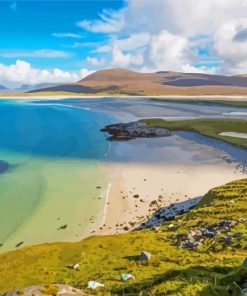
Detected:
left=0, top=179, right=247, bottom=295
left=144, top=118, right=247, bottom=150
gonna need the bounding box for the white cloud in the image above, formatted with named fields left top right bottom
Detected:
left=86, top=56, right=105, bottom=66
left=147, top=30, right=189, bottom=71
left=77, top=9, right=124, bottom=33
left=111, top=45, right=143, bottom=67
left=79, top=0, right=247, bottom=74
left=0, top=60, right=92, bottom=88
left=214, top=18, right=247, bottom=74
left=0, top=49, right=71, bottom=58
left=52, top=32, right=82, bottom=39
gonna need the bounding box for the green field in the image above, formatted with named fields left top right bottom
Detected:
left=144, top=118, right=247, bottom=150
left=0, top=178, right=246, bottom=295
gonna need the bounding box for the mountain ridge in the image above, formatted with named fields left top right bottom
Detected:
left=29, top=68, right=247, bottom=95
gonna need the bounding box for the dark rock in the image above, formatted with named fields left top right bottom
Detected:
left=0, top=160, right=9, bottom=174
left=139, top=251, right=152, bottom=261
left=101, top=121, right=171, bottom=141
left=58, top=224, right=67, bottom=230
left=15, top=242, right=24, bottom=248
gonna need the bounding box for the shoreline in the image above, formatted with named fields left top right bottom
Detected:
left=97, top=162, right=247, bottom=236
left=2, top=94, right=247, bottom=101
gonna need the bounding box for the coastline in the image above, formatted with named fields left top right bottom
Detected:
left=97, top=161, right=247, bottom=236
left=2, top=94, right=247, bottom=101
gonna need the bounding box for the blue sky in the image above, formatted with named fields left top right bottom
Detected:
left=0, top=0, right=247, bottom=87
left=0, top=1, right=123, bottom=70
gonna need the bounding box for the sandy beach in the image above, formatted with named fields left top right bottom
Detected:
left=97, top=162, right=246, bottom=235
left=2, top=94, right=247, bottom=101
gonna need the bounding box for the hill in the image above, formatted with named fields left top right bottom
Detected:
left=0, top=178, right=247, bottom=295
left=29, top=68, right=247, bottom=96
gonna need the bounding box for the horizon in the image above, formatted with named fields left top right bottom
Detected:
left=1, top=0, right=247, bottom=88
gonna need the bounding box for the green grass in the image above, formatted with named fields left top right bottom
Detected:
left=144, top=118, right=247, bottom=150
left=0, top=179, right=247, bottom=295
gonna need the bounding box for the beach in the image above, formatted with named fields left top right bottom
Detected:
left=2, top=94, right=247, bottom=101
left=0, top=97, right=247, bottom=252
left=98, top=162, right=246, bottom=235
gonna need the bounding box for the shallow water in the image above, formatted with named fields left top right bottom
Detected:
left=1, top=97, right=247, bottom=251
left=0, top=100, right=112, bottom=251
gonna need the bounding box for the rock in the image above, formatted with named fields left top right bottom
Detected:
left=243, top=257, right=247, bottom=267
left=66, top=263, right=79, bottom=270
left=168, top=223, right=174, bottom=229
left=15, top=242, right=24, bottom=248
left=101, top=121, right=171, bottom=141
left=133, top=194, right=140, bottom=198
left=58, top=225, right=67, bottom=230
left=1, top=284, right=86, bottom=296
left=87, top=281, right=104, bottom=289
left=120, top=273, right=135, bottom=281
left=139, top=251, right=152, bottom=261
left=0, top=160, right=9, bottom=174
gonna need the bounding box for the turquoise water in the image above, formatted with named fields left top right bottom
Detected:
left=1, top=97, right=247, bottom=252
left=0, top=99, right=112, bottom=252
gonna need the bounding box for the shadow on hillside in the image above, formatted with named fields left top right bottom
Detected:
left=29, top=84, right=141, bottom=96
left=135, top=196, right=202, bottom=230
left=110, top=264, right=246, bottom=295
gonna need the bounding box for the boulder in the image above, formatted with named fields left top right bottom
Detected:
left=139, top=251, right=152, bottom=261
left=1, top=284, right=87, bottom=296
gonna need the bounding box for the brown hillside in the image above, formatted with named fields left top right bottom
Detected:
left=30, top=68, right=247, bottom=95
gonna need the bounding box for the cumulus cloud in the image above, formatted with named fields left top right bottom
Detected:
left=86, top=56, right=105, bottom=66
left=214, top=18, right=247, bottom=74
left=111, top=45, right=143, bottom=67
left=79, top=0, right=247, bottom=74
left=0, top=60, right=92, bottom=88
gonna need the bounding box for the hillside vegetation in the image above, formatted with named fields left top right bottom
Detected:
left=0, top=178, right=247, bottom=295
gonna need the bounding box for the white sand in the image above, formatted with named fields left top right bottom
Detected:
left=220, top=132, right=247, bottom=140
left=1, top=94, right=247, bottom=101
left=97, top=162, right=246, bottom=235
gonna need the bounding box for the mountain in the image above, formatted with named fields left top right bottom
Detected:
left=30, top=68, right=247, bottom=95
left=15, top=83, right=60, bottom=92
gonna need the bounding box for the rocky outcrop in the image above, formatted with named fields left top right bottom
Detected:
left=0, top=284, right=89, bottom=296
left=101, top=121, right=171, bottom=141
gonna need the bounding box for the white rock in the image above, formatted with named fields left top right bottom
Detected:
left=87, top=281, right=104, bottom=289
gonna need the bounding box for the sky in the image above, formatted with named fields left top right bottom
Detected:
left=1, top=0, right=247, bottom=88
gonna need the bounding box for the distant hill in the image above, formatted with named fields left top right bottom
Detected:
left=16, top=83, right=60, bottom=92
left=29, top=68, right=247, bottom=95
